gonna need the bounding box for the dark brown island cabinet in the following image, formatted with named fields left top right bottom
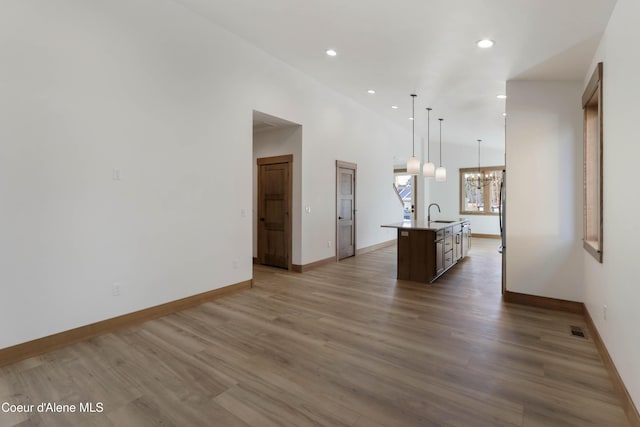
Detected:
left=381, top=219, right=471, bottom=283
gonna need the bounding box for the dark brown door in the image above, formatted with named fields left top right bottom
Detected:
left=337, top=161, right=356, bottom=260
left=258, top=156, right=292, bottom=269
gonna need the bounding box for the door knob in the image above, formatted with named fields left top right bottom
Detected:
left=260, top=217, right=265, bottom=221
left=338, top=216, right=343, bottom=220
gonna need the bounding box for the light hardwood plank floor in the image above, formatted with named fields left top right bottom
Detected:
left=0, top=239, right=629, bottom=426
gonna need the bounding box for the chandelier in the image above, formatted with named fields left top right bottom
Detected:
left=464, top=139, right=501, bottom=189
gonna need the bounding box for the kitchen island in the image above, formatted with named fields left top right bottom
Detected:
left=382, top=219, right=471, bottom=283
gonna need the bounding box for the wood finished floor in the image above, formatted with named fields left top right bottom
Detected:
left=0, top=239, right=629, bottom=427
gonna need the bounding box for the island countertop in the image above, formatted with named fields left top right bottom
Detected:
left=381, top=218, right=468, bottom=231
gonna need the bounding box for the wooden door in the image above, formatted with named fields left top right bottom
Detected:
left=257, top=155, right=292, bottom=269
left=337, top=161, right=356, bottom=260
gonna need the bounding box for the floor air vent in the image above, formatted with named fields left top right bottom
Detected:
left=570, top=326, right=587, bottom=338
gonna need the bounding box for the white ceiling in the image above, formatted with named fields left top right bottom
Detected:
left=176, top=0, right=617, bottom=148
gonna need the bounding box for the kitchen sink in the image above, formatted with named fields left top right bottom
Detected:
left=431, top=220, right=456, bottom=223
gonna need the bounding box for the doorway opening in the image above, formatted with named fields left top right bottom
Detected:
left=253, top=111, right=301, bottom=270
left=393, top=169, right=417, bottom=221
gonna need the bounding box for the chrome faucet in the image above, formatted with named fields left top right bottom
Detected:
left=428, top=203, right=441, bottom=223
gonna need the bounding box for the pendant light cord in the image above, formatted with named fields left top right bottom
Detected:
left=477, top=139, right=482, bottom=189
left=426, top=108, right=431, bottom=162
left=411, top=94, right=417, bottom=156
left=438, top=118, right=443, bottom=166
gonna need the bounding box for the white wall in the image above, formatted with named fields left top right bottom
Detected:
left=0, top=0, right=406, bottom=349
left=252, top=125, right=302, bottom=264
left=304, top=115, right=404, bottom=256
left=505, top=81, right=584, bottom=302
left=427, top=142, right=504, bottom=235
left=583, top=0, right=640, bottom=409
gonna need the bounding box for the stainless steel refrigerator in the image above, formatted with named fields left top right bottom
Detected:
left=499, top=169, right=506, bottom=294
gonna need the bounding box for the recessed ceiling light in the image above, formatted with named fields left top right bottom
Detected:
left=502, top=112, right=507, bottom=117
left=477, top=39, right=494, bottom=48
left=367, top=90, right=376, bottom=94
left=326, top=49, right=337, bottom=57
left=497, top=94, right=507, bottom=99
left=391, top=105, right=399, bottom=109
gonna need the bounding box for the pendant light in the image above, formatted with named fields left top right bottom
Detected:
left=406, top=94, right=420, bottom=175
left=435, top=118, right=447, bottom=182
left=423, top=107, right=435, bottom=177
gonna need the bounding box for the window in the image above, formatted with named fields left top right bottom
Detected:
left=583, top=62, right=603, bottom=262
left=459, top=166, right=504, bottom=215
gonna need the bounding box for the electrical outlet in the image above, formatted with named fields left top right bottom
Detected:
left=240, top=209, right=246, bottom=218
left=112, top=168, right=121, bottom=181
left=112, top=282, right=120, bottom=297
left=603, top=305, right=607, bottom=320
left=305, top=206, right=311, bottom=214
left=327, top=240, right=331, bottom=248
